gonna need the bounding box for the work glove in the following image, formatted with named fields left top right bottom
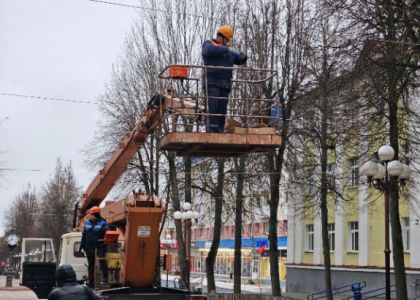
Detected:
left=239, top=52, right=248, bottom=64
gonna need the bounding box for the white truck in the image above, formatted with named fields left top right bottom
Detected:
left=59, top=232, right=88, bottom=282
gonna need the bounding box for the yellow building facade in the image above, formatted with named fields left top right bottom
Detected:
left=286, top=140, right=418, bottom=297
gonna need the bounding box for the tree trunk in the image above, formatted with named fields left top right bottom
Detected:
left=385, top=3, right=408, bottom=292
left=206, top=159, right=224, bottom=293
left=168, top=152, right=186, bottom=285
left=234, top=157, right=246, bottom=294
left=183, top=156, right=192, bottom=289
left=155, top=136, right=160, bottom=195
left=320, top=97, right=332, bottom=299
left=388, top=82, right=408, bottom=300
left=320, top=34, right=332, bottom=299
left=268, top=152, right=281, bottom=296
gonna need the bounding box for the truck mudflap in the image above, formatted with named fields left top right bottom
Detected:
left=99, top=286, right=206, bottom=300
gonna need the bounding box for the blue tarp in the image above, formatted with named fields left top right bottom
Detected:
left=191, top=236, right=287, bottom=249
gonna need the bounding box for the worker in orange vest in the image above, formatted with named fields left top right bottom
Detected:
left=202, top=25, right=248, bottom=133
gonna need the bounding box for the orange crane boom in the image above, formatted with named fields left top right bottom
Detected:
left=79, top=94, right=198, bottom=214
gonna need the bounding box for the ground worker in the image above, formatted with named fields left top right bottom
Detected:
left=202, top=25, right=248, bottom=133
left=79, top=206, right=109, bottom=287
left=48, top=264, right=100, bottom=300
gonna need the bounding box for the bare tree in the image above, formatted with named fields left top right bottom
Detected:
left=245, top=0, right=310, bottom=295
left=293, top=4, right=358, bottom=297
left=205, top=159, right=225, bottom=293
left=0, top=236, right=10, bottom=263
left=4, top=184, right=40, bottom=245
left=38, top=159, right=80, bottom=258
left=323, top=1, right=420, bottom=298
left=233, top=156, right=246, bottom=293
left=84, top=0, right=223, bottom=287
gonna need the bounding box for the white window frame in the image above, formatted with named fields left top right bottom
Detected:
left=263, top=222, right=269, bottom=235
left=327, top=163, right=336, bottom=191
left=349, top=158, right=359, bottom=187
left=348, top=221, right=359, bottom=252
left=305, top=224, right=314, bottom=251
left=328, top=223, right=335, bottom=252
left=307, top=170, right=316, bottom=195
left=402, top=217, right=410, bottom=252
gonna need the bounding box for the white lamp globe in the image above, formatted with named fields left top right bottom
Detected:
left=399, top=164, right=411, bottom=180
left=373, top=164, right=386, bottom=179
left=387, top=160, right=403, bottom=177
left=184, top=210, right=194, bottom=219
left=378, top=145, right=395, bottom=161
left=193, top=211, right=200, bottom=219
left=173, top=211, right=183, bottom=220
left=360, top=161, right=378, bottom=177
left=182, top=202, right=192, bottom=211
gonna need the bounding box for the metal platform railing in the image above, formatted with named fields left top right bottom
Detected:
left=308, top=281, right=366, bottom=300
left=158, top=64, right=282, bottom=134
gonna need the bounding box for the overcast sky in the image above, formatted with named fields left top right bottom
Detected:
left=0, top=0, right=138, bottom=235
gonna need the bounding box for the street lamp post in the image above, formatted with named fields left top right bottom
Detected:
left=174, top=202, right=200, bottom=291
left=360, top=145, right=410, bottom=300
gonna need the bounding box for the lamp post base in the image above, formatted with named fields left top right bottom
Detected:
left=4, top=270, right=14, bottom=288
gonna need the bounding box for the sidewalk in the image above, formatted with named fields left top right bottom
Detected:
left=0, top=275, right=38, bottom=300
left=163, top=273, right=308, bottom=299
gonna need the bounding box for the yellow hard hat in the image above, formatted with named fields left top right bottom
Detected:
left=217, top=25, right=233, bottom=40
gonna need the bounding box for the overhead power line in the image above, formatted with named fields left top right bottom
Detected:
left=89, top=0, right=217, bottom=20
left=0, top=92, right=97, bottom=105
left=1, top=168, right=42, bottom=172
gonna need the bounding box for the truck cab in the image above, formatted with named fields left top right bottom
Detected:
left=59, top=231, right=87, bottom=282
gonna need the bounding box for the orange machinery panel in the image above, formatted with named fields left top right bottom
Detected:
left=167, top=66, right=189, bottom=79
left=120, top=206, right=163, bottom=287
left=104, top=230, right=120, bottom=245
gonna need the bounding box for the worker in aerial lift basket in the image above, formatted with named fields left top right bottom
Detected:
left=79, top=206, right=109, bottom=287
left=202, top=25, right=248, bottom=133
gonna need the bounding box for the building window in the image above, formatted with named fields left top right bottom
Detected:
left=306, top=169, right=316, bottom=195
left=402, top=217, right=410, bottom=251
left=74, top=242, right=85, bottom=258
left=282, top=220, right=288, bottom=235
left=327, top=163, right=336, bottom=191
left=254, top=223, right=260, bottom=236
left=263, top=222, right=269, bottom=235
left=349, top=158, right=359, bottom=186
left=328, top=223, right=335, bottom=252
left=348, top=221, right=359, bottom=252
left=305, top=224, right=314, bottom=251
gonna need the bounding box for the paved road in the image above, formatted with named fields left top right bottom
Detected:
left=0, top=275, right=38, bottom=300
left=0, top=273, right=307, bottom=300
left=161, top=274, right=307, bottom=299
